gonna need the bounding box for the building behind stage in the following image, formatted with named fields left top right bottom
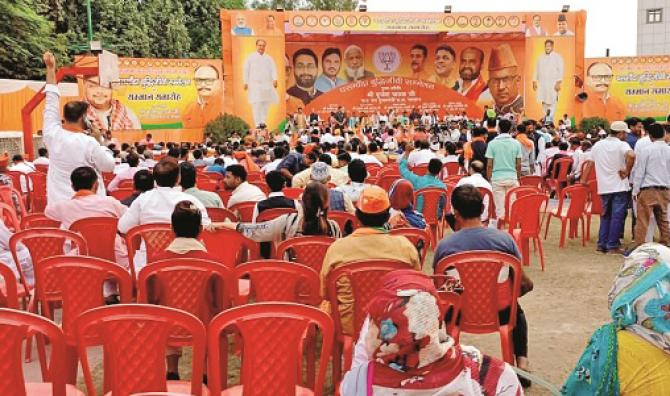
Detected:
left=638, top=0, right=670, bottom=55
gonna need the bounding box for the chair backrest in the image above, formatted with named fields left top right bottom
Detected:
left=69, top=216, right=119, bottom=262
left=207, top=303, right=333, bottom=396
left=0, top=185, right=27, bottom=218
left=207, top=207, right=238, bottom=222
left=75, top=304, right=206, bottom=396
left=507, top=193, right=548, bottom=236
left=109, top=188, right=134, bottom=201
left=443, top=162, right=460, bottom=177
left=275, top=236, right=336, bottom=272
left=282, top=187, right=304, bottom=200
left=27, top=172, right=47, bottom=212
left=558, top=184, right=589, bottom=219
left=36, top=256, right=133, bottom=340
left=365, top=163, right=382, bottom=177
left=389, top=228, right=430, bottom=268
left=102, top=172, right=115, bottom=187
left=34, top=164, right=49, bottom=174
left=19, top=213, right=60, bottom=230
left=196, top=178, right=218, bottom=192
left=519, top=175, right=544, bottom=190
left=551, top=157, right=573, bottom=183
left=9, top=228, right=88, bottom=293
left=586, top=179, right=602, bottom=215
left=503, top=186, right=540, bottom=221
left=230, top=201, right=257, bottom=222
left=411, top=164, right=428, bottom=176
left=117, top=179, right=134, bottom=189
left=200, top=228, right=259, bottom=267
left=0, top=308, right=68, bottom=396
left=376, top=173, right=401, bottom=192
left=327, top=211, right=359, bottom=233
left=0, top=263, right=18, bottom=308
left=326, top=260, right=412, bottom=340
left=203, top=171, right=224, bottom=181
left=414, top=187, right=447, bottom=224
left=478, top=187, right=496, bottom=222
left=256, top=207, right=297, bottom=223
left=580, top=160, right=596, bottom=182
left=250, top=181, right=270, bottom=195
left=434, top=251, right=521, bottom=333
left=234, top=260, right=320, bottom=305
left=124, top=223, right=175, bottom=279
left=443, top=175, right=464, bottom=184
left=0, top=202, right=20, bottom=232
left=4, top=171, right=25, bottom=192
left=217, top=190, right=232, bottom=206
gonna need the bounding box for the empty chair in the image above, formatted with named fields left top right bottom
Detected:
left=544, top=184, right=589, bottom=248
left=28, top=172, right=47, bottom=213
left=414, top=187, right=448, bottom=246
left=508, top=193, right=548, bottom=270
left=234, top=260, right=320, bottom=305
left=519, top=175, right=544, bottom=190
left=20, top=213, right=60, bottom=230
left=207, top=302, right=333, bottom=395
left=585, top=179, right=602, bottom=242
left=200, top=228, right=260, bottom=267
left=498, top=186, right=540, bottom=230
left=75, top=304, right=206, bottom=396
left=546, top=157, right=573, bottom=197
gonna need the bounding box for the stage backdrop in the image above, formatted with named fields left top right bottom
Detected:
left=580, top=56, right=670, bottom=122
left=222, top=10, right=586, bottom=126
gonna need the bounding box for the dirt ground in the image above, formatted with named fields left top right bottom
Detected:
left=23, top=216, right=627, bottom=395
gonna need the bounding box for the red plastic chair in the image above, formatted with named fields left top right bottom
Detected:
left=117, top=179, right=134, bottom=189
left=585, top=179, right=602, bottom=242
left=201, top=228, right=260, bottom=267
left=365, top=163, right=382, bottom=177
left=250, top=181, right=270, bottom=195
left=282, top=187, right=304, bottom=199
left=230, top=201, right=257, bottom=222
left=275, top=236, right=336, bottom=272
left=75, top=304, right=206, bottom=396
left=217, top=189, right=232, bottom=206
left=0, top=184, right=27, bottom=219
left=247, top=171, right=264, bottom=182
left=204, top=171, right=224, bottom=181
left=34, top=164, right=49, bottom=174
left=0, top=201, right=20, bottom=232
left=109, top=187, right=135, bottom=201
left=519, top=175, right=544, bottom=190
left=580, top=160, right=596, bottom=183
left=498, top=186, right=540, bottom=230
left=124, top=223, right=175, bottom=280
left=376, top=172, right=401, bottom=192
left=389, top=227, right=431, bottom=269
left=546, top=157, right=573, bottom=197
left=5, top=170, right=27, bottom=193
left=256, top=207, right=297, bottom=222
left=326, top=260, right=413, bottom=382
left=508, top=193, right=548, bottom=270
left=411, top=163, right=429, bottom=176
left=137, top=258, right=236, bottom=325
left=207, top=302, right=334, bottom=395
left=0, top=263, right=18, bottom=308
left=102, top=171, right=115, bottom=188
left=434, top=251, right=522, bottom=364
left=443, top=161, right=461, bottom=177
left=478, top=187, right=496, bottom=225
left=27, top=172, right=47, bottom=212
left=234, top=260, right=321, bottom=306
left=414, top=187, right=448, bottom=247
left=36, top=256, right=133, bottom=383
left=0, top=308, right=84, bottom=396
left=70, top=216, right=119, bottom=262
left=208, top=207, right=238, bottom=222
left=19, top=213, right=60, bottom=230
left=443, top=174, right=464, bottom=184
left=197, top=178, right=218, bottom=192
left=544, top=184, right=589, bottom=248
left=328, top=210, right=359, bottom=234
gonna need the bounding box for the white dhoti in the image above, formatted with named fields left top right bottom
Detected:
left=252, top=102, right=272, bottom=127
left=244, top=51, right=279, bottom=127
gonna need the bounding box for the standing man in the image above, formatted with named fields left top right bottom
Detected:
left=343, top=45, right=374, bottom=82
left=182, top=64, right=223, bottom=129
left=315, top=47, right=345, bottom=93
left=243, top=39, right=279, bottom=128
left=485, top=118, right=522, bottom=221
left=453, top=47, right=492, bottom=103
left=533, top=40, right=564, bottom=123
left=625, top=117, right=643, bottom=150
left=287, top=48, right=323, bottom=105
left=409, top=44, right=430, bottom=80
left=554, top=14, right=574, bottom=36
left=42, top=52, right=115, bottom=204
left=488, top=44, right=524, bottom=116
left=631, top=123, right=670, bottom=249
left=591, top=121, right=635, bottom=254
left=428, top=45, right=457, bottom=88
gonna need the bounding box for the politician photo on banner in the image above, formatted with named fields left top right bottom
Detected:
left=533, top=39, right=564, bottom=122
left=181, top=64, right=223, bottom=129
left=243, top=38, right=279, bottom=128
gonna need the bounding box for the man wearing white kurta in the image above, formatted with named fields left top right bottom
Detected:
left=243, top=39, right=278, bottom=128
left=533, top=40, right=564, bottom=123
left=42, top=52, right=115, bottom=205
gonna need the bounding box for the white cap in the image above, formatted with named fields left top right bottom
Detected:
left=610, top=120, right=628, bottom=132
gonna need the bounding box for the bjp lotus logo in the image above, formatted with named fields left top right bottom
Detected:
left=374, top=45, right=401, bottom=73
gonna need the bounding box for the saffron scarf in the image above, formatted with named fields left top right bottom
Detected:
left=87, top=99, right=135, bottom=131
left=463, top=136, right=485, bottom=161
left=516, top=133, right=534, bottom=150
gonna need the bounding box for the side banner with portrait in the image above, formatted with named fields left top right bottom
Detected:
left=229, top=10, right=286, bottom=130
left=285, top=38, right=526, bottom=120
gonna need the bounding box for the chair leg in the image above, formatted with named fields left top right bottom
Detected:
left=543, top=214, right=553, bottom=240
left=586, top=213, right=592, bottom=242
left=559, top=219, right=567, bottom=248
left=536, top=237, right=546, bottom=271
left=35, top=332, right=49, bottom=380
left=65, top=344, right=78, bottom=385
left=24, top=297, right=37, bottom=363
left=521, top=237, right=530, bottom=266
left=304, top=325, right=316, bottom=388
left=581, top=217, right=587, bottom=247
left=499, top=326, right=515, bottom=365
left=332, top=340, right=343, bottom=385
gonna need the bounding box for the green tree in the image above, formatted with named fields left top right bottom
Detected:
left=93, top=0, right=152, bottom=57
left=142, top=0, right=191, bottom=58
left=250, top=0, right=357, bottom=10
left=183, top=0, right=245, bottom=58
left=306, top=0, right=357, bottom=10
left=0, top=0, right=64, bottom=79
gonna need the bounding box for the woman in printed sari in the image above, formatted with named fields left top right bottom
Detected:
left=342, top=269, right=523, bottom=395
left=387, top=179, right=426, bottom=230
left=563, top=243, right=670, bottom=395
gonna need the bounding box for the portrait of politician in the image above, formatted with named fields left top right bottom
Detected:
left=287, top=48, right=323, bottom=106
left=182, top=64, right=223, bottom=129
left=260, top=14, right=282, bottom=36
left=232, top=13, right=254, bottom=36
left=344, top=45, right=375, bottom=82
left=581, top=61, right=626, bottom=121
left=409, top=44, right=430, bottom=80
left=428, top=45, right=457, bottom=88
left=453, top=47, right=492, bottom=104
left=83, top=75, right=141, bottom=132
left=525, top=14, right=547, bottom=37
left=243, top=39, right=279, bottom=128
left=554, top=14, right=574, bottom=36
left=487, top=44, right=523, bottom=115
left=315, top=47, right=346, bottom=93
left=533, top=39, right=564, bottom=121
